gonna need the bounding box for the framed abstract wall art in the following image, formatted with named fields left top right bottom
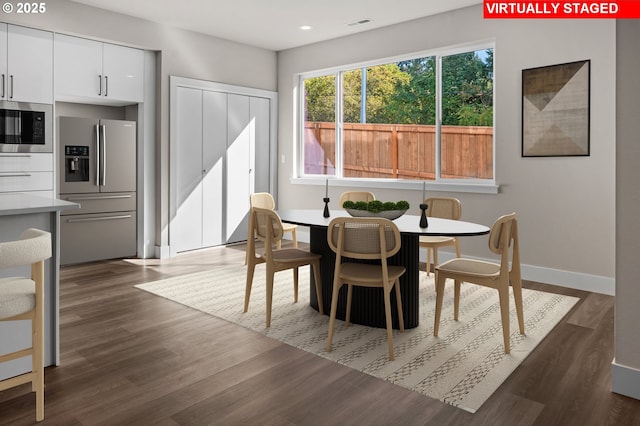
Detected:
left=522, top=60, right=590, bottom=157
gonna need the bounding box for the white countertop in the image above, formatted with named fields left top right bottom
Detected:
left=0, top=193, right=79, bottom=216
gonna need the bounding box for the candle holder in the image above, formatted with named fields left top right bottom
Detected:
left=419, top=203, right=428, bottom=228
left=323, top=197, right=330, bottom=218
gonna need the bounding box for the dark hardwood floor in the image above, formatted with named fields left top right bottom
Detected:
left=1, top=242, right=639, bottom=425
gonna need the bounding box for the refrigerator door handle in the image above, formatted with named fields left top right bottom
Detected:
left=101, top=124, right=107, bottom=186
left=95, top=124, right=100, bottom=186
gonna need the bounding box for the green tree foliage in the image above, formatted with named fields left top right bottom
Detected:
left=304, top=49, right=493, bottom=127
left=304, top=75, right=335, bottom=122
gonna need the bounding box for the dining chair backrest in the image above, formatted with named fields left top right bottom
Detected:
left=339, top=191, right=376, bottom=207
left=327, top=217, right=401, bottom=260
left=252, top=207, right=284, bottom=247
left=250, top=192, right=276, bottom=210
left=0, top=228, right=52, bottom=268
left=426, top=197, right=461, bottom=220
left=488, top=212, right=518, bottom=258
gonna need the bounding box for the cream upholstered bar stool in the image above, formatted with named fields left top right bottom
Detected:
left=433, top=213, right=524, bottom=354
left=0, top=228, right=52, bottom=422
left=419, top=197, right=462, bottom=277
left=244, top=207, right=323, bottom=327
left=326, top=217, right=405, bottom=360
left=339, top=191, right=375, bottom=207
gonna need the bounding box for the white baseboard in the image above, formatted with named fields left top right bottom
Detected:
left=291, top=228, right=615, bottom=296
left=154, top=244, right=171, bottom=259
left=612, top=360, right=640, bottom=400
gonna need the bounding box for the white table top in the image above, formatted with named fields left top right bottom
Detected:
left=276, top=209, right=490, bottom=237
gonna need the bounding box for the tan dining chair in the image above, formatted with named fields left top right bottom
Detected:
left=326, top=217, right=405, bottom=360
left=245, top=207, right=323, bottom=327
left=419, top=197, right=462, bottom=277
left=246, top=192, right=298, bottom=265
left=0, top=228, right=52, bottom=422
left=250, top=192, right=297, bottom=249
left=433, top=213, right=524, bottom=354
left=339, top=191, right=376, bottom=207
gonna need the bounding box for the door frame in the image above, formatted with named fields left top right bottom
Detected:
left=168, top=75, right=278, bottom=257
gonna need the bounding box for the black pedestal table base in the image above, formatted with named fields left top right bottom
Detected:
left=309, top=225, right=420, bottom=329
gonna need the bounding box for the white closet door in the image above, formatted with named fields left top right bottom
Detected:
left=226, top=94, right=251, bottom=243
left=252, top=97, right=271, bottom=195
left=202, top=91, right=226, bottom=247
left=174, top=87, right=203, bottom=252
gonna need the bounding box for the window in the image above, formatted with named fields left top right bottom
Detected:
left=299, top=44, right=494, bottom=183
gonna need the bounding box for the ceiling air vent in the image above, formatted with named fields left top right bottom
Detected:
left=347, top=19, right=372, bottom=27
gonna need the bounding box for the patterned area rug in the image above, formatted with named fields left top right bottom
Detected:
left=135, top=264, right=579, bottom=413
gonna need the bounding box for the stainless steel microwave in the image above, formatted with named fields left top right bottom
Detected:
left=0, top=101, right=52, bottom=153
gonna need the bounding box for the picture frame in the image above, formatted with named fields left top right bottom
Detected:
left=522, top=60, right=590, bottom=157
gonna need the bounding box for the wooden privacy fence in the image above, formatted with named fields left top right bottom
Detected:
left=304, top=122, right=493, bottom=179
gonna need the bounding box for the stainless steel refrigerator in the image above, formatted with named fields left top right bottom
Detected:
left=58, top=116, right=136, bottom=265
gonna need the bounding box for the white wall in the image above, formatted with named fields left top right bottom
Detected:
left=613, top=20, right=640, bottom=400
left=277, top=5, right=616, bottom=294
left=2, top=0, right=278, bottom=256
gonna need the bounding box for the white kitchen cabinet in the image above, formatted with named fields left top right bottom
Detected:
left=0, top=24, right=53, bottom=104
left=54, top=34, right=143, bottom=105
left=0, top=153, right=54, bottom=195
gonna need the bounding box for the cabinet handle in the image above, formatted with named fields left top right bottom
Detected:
left=0, top=154, right=31, bottom=158
left=1, top=74, right=4, bottom=98
left=65, top=194, right=132, bottom=201
left=9, top=75, right=13, bottom=99
left=0, top=172, right=31, bottom=177
left=104, top=76, right=108, bottom=97
left=98, top=75, right=102, bottom=96
left=66, top=214, right=132, bottom=223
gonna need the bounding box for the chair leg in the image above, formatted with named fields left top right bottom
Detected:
left=327, top=280, right=343, bottom=352
left=453, top=280, right=461, bottom=321
left=312, top=261, right=323, bottom=315
left=383, top=283, right=395, bottom=360
left=244, top=262, right=256, bottom=312
left=394, top=279, right=404, bottom=332
left=293, top=267, right=299, bottom=303
left=345, top=284, right=353, bottom=327
left=497, top=285, right=511, bottom=353
left=434, top=273, right=446, bottom=337
left=512, top=274, right=525, bottom=335
left=432, top=248, right=439, bottom=292
left=265, top=268, right=275, bottom=327
left=426, top=247, right=432, bottom=277
left=34, top=318, right=44, bottom=421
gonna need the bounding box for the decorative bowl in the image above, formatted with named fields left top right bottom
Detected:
left=345, top=208, right=408, bottom=221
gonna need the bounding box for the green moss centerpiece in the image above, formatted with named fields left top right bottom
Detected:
left=342, top=200, right=410, bottom=220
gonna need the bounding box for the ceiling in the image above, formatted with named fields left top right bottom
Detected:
left=70, top=0, right=482, bottom=51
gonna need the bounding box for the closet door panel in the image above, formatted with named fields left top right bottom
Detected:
left=174, top=87, right=203, bottom=252
left=202, top=91, right=226, bottom=247
left=226, top=94, right=251, bottom=243
left=252, top=97, right=271, bottom=195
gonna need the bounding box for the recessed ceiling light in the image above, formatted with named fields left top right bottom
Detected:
left=299, top=25, right=312, bottom=31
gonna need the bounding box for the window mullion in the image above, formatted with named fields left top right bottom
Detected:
left=336, top=71, right=344, bottom=178
left=435, top=54, right=442, bottom=181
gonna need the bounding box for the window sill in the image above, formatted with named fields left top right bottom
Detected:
left=290, top=177, right=500, bottom=194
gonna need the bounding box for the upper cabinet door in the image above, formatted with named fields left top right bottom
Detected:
left=55, top=35, right=143, bottom=105
left=102, top=42, right=144, bottom=104
left=0, top=24, right=7, bottom=99
left=54, top=34, right=103, bottom=102
left=6, top=25, right=53, bottom=104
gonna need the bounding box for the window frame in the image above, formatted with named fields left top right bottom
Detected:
left=294, top=41, right=498, bottom=194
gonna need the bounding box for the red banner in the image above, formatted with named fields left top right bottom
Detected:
left=484, top=1, right=640, bottom=18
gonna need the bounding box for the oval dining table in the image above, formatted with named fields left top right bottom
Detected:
left=276, top=209, right=490, bottom=329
